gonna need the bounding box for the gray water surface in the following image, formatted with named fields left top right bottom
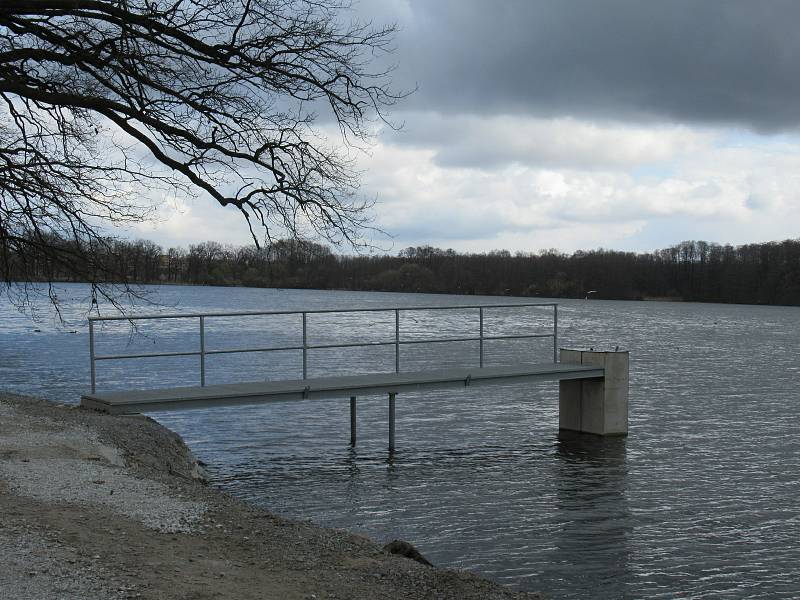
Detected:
left=2, top=283, right=798, bottom=599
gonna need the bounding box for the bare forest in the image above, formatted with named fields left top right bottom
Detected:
left=8, top=236, right=800, bottom=306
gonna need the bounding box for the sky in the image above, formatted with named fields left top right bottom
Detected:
left=135, top=0, right=800, bottom=254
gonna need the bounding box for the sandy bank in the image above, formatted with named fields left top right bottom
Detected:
left=0, top=392, right=541, bottom=599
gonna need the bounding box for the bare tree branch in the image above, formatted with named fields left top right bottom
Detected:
left=0, top=0, right=403, bottom=312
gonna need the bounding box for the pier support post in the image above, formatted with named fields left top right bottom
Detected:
left=559, top=349, right=629, bottom=436
left=388, top=392, right=396, bottom=453
left=350, top=396, right=357, bottom=446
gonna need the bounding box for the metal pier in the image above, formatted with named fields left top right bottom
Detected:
left=79, top=302, right=626, bottom=448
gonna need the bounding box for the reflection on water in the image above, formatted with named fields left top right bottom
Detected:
left=551, top=432, right=632, bottom=597
left=2, top=283, right=800, bottom=599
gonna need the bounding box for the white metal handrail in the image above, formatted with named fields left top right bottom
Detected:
left=88, top=302, right=559, bottom=393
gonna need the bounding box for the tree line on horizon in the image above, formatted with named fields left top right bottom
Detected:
left=7, top=235, right=800, bottom=306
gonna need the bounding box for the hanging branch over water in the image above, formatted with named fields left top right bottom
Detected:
left=0, top=0, right=403, bottom=310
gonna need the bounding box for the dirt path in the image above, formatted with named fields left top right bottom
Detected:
left=0, top=393, right=541, bottom=599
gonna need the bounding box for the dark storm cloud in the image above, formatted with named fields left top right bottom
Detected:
left=372, top=0, right=800, bottom=132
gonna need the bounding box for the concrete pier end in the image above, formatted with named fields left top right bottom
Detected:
left=559, top=349, right=629, bottom=436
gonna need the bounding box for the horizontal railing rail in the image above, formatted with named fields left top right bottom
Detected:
left=88, top=303, right=558, bottom=393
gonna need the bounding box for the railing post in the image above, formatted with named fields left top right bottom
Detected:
left=302, top=312, right=308, bottom=379
left=395, top=309, right=400, bottom=373
left=553, top=304, right=558, bottom=363
left=388, top=392, right=396, bottom=453
left=350, top=396, right=357, bottom=446
left=199, top=316, right=206, bottom=386
left=89, top=319, right=96, bottom=393
left=479, top=306, right=484, bottom=368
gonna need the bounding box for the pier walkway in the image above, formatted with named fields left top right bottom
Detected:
left=81, top=361, right=603, bottom=414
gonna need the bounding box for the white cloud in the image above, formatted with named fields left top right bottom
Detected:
left=391, top=113, right=707, bottom=170
left=361, top=118, right=800, bottom=253
left=111, top=113, right=800, bottom=255
left=129, top=194, right=254, bottom=247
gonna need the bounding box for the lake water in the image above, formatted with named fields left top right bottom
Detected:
left=2, top=283, right=799, bottom=599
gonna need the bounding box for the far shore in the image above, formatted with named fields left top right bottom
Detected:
left=19, top=278, right=800, bottom=310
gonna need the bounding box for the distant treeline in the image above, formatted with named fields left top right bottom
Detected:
left=9, top=236, right=800, bottom=305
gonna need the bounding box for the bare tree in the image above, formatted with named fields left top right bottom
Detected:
left=0, top=0, right=401, bottom=308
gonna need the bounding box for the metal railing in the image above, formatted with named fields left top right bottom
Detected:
left=88, top=302, right=558, bottom=393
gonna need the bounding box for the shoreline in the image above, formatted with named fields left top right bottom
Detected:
left=0, top=391, right=541, bottom=599
left=17, top=278, right=800, bottom=310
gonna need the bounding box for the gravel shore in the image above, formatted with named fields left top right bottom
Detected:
left=0, top=392, right=541, bottom=599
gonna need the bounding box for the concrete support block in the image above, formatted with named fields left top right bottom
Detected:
left=559, top=349, right=629, bottom=436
